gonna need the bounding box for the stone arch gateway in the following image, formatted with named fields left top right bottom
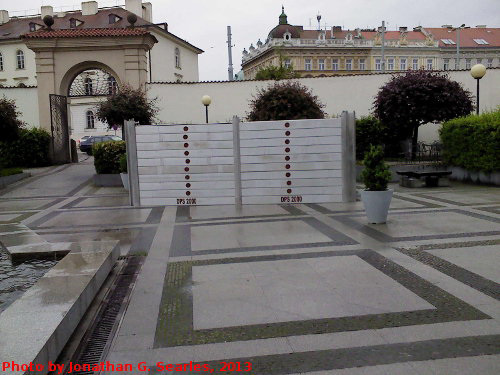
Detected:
left=23, top=27, right=157, bottom=162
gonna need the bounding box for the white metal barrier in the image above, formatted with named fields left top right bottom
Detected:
left=126, top=112, right=355, bottom=206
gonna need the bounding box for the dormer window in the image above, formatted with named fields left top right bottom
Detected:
left=318, top=32, right=325, bottom=41
left=29, top=22, right=43, bottom=32
left=283, top=32, right=291, bottom=41
left=69, top=18, right=84, bottom=28
left=109, top=14, right=121, bottom=24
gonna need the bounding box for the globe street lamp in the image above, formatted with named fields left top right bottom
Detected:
left=470, top=64, right=486, bottom=115
left=201, top=95, right=212, bottom=123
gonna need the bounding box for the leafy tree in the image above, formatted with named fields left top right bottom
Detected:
left=373, top=69, right=473, bottom=159
left=0, top=97, right=22, bottom=143
left=255, top=53, right=300, bottom=80
left=95, top=84, right=158, bottom=129
left=247, top=82, right=325, bottom=121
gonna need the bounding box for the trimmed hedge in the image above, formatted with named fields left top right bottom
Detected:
left=440, top=110, right=500, bottom=173
left=0, top=128, right=51, bottom=168
left=93, top=140, right=126, bottom=174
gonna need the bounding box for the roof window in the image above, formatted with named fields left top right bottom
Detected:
left=473, top=39, right=489, bottom=45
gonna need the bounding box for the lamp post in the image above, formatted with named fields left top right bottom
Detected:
left=445, top=24, right=469, bottom=69
left=470, top=64, right=486, bottom=115
left=201, top=95, right=212, bottom=123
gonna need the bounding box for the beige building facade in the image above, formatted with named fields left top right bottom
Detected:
left=0, top=0, right=203, bottom=141
left=242, top=8, right=499, bottom=79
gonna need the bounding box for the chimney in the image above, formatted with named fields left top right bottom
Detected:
left=82, top=1, right=98, bottom=16
left=125, top=0, right=142, bottom=17
left=0, top=10, right=9, bottom=25
left=142, top=2, right=152, bottom=22
left=41, top=6, right=54, bottom=19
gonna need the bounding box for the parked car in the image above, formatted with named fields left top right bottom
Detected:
left=79, top=135, right=122, bottom=155
left=77, top=135, right=91, bottom=146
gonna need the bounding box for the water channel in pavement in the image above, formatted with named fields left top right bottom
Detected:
left=0, top=247, right=57, bottom=314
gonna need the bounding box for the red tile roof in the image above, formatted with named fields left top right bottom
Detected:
left=425, top=27, right=500, bottom=47
left=22, top=27, right=150, bottom=39
left=299, top=29, right=426, bottom=41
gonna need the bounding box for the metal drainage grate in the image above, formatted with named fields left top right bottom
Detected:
left=63, top=256, right=143, bottom=375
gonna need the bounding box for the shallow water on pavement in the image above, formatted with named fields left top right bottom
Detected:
left=0, top=248, right=57, bottom=314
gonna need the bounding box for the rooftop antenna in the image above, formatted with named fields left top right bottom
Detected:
left=317, top=13, right=322, bottom=30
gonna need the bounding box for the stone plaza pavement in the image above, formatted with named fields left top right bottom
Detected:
left=0, top=160, right=499, bottom=374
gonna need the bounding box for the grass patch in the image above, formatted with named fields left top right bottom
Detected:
left=0, top=168, right=23, bottom=177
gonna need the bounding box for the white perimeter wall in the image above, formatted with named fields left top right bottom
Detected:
left=147, top=68, right=500, bottom=142
left=0, top=87, right=39, bottom=128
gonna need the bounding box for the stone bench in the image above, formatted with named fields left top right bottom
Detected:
left=0, top=241, right=119, bottom=375
left=396, top=170, right=452, bottom=188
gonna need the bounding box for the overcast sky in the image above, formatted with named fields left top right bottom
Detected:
left=4, top=0, right=500, bottom=81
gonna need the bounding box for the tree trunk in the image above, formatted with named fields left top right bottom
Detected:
left=411, top=126, right=419, bottom=161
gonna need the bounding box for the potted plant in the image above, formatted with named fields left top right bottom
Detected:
left=120, top=153, right=129, bottom=190
left=360, top=145, right=393, bottom=224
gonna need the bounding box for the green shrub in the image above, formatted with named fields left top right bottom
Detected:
left=356, top=116, right=404, bottom=160
left=93, top=141, right=126, bottom=174
left=0, top=128, right=51, bottom=168
left=247, top=82, right=325, bottom=121
left=0, top=167, right=23, bottom=177
left=440, top=110, right=500, bottom=173
left=360, top=145, right=391, bottom=191
left=119, top=153, right=128, bottom=173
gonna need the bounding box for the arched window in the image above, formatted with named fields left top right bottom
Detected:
left=107, top=76, right=117, bottom=95
left=16, top=50, right=25, bottom=69
left=84, top=77, right=93, bottom=95
left=86, top=111, right=95, bottom=129
left=0, top=53, right=3, bottom=71
left=175, top=48, right=181, bottom=68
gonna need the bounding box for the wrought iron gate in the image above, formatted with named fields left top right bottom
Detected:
left=50, top=94, right=71, bottom=164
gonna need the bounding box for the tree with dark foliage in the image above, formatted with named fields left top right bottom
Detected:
left=0, top=97, right=22, bottom=143
left=373, top=69, right=473, bottom=159
left=247, top=82, right=325, bottom=121
left=95, top=85, right=158, bottom=128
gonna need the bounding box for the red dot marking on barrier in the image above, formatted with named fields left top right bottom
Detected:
left=184, top=151, right=189, bottom=156
left=184, top=167, right=190, bottom=172
left=287, top=189, right=292, bottom=194
left=285, top=147, right=290, bottom=153
left=183, top=126, right=189, bottom=131
left=185, top=159, right=191, bottom=164
left=184, top=143, right=189, bottom=148
left=185, top=175, right=190, bottom=180
left=285, top=122, right=290, bottom=128
left=286, top=172, right=291, bottom=178
left=183, top=135, right=188, bottom=140
left=285, top=139, right=290, bottom=145
left=186, top=183, right=191, bottom=188
left=285, top=164, right=291, bottom=169
left=285, top=131, right=291, bottom=136
left=186, top=191, right=191, bottom=196
left=285, top=156, right=290, bottom=161
left=287, top=181, right=292, bottom=186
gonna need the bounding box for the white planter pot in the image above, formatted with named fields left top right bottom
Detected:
left=360, top=189, right=393, bottom=224
left=120, top=173, right=129, bottom=191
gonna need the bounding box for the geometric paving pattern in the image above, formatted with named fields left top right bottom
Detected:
left=154, top=249, right=490, bottom=347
